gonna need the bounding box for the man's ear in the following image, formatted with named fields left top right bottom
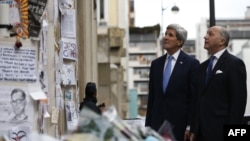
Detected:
left=220, top=38, right=226, bottom=46
left=178, top=40, right=183, bottom=46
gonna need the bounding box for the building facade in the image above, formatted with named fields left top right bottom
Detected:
left=128, top=25, right=160, bottom=116
left=96, top=0, right=129, bottom=118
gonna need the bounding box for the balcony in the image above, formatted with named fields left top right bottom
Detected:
left=133, top=74, right=149, bottom=81
left=129, top=60, right=151, bottom=67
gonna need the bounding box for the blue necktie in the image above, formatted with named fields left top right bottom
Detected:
left=205, top=56, right=215, bottom=84
left=163, top=56, right=173, bottom=92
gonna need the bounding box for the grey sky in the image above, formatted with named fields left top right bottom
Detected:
left=135, top=0, right=250, bottom=39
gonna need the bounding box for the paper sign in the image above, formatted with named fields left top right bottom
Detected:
left=61, top=63, right=76, bottom=85
left=61, top=9, right=76, bottom=38
left=0, top=46, right=37, bottom=82
left=51, top=107, right=59, bottom=124
left=28, top=84, right=47, bottom=100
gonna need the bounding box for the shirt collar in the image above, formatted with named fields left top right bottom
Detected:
left=167, top=49, right=181, bottom=60
left=213, top=48, right=226, bottom=59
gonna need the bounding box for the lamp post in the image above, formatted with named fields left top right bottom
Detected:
left=160, top=0, right=179, bottom=55
left=209, top=0, right=215, bottom=27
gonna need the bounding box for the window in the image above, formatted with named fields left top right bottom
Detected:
left=100, top=0, right=104, bottom=19
left=98, top=0, right=107, bottom=26
left=130, top=0, right=134, bottom=12
left=138, top=95, right=148, bottom=107
left=134, top=68, right=149, bottom=78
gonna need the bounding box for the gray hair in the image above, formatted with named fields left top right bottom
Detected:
left=219, top=26, right=230, bottom=47
left=167, top=24, right=187, bottom=46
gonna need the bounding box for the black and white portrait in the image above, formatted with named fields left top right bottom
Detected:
left=0, top=86, right=33, bottom=132
left=10, top=88, right=28, bottom=121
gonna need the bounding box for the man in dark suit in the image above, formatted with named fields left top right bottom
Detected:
left=145, top=24, right=199, bottom=141
left=190, top=26, right=247, bottom=141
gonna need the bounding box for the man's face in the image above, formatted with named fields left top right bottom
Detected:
left=11, top=92, right=26, bottom=115
left=162, top=29, right=182, bottom=54
left=204, top=26, right=225, bottom=54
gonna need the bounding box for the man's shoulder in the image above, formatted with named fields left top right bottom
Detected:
left=80, top=101, right=101, bottom=114
left=152, top=55, right=166, bottom=63
left=222, top=51, right=245, bottom=64
left=180, top=51, right=199, bottom=63
left=180, top=51, right=195, bottom=58
left=81, top=100, right=96, bottom=107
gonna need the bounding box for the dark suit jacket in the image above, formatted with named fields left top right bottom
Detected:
left=79, top=97, right=101, bottom=115
left=145, top=50, right=199, bottom=141
left=192, top=50, right=247, bottom=141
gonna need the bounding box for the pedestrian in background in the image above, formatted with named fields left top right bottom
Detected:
left=79, top=82, right=105, bottom=114
left=145, top=23, right=199, bottom=141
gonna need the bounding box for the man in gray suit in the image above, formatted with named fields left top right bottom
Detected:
left=145, top=24, right=199, bottom=141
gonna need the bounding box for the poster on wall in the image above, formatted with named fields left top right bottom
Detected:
left=60, top=9, right=76, bottom=38
left=0, top=46, right=37, bottom=82
left=28, top=0, right=48, bottom=37
left=0, top=0, right=47, bottom=38
left=65, top=101, right=78, bottom=131
left=64, top=88, right=73, bottom=101
left=61, top=63, right=76, bottom=85
left=59, top=0, right=74, bottom=9
left=0, top=0, right=20, bottom=24
left=0, top=86, right=33, bottom=131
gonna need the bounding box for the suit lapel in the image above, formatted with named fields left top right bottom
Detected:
left=160, top=54, right=167, bottom=93
left=199, top=60, right=209, bottom=88
left=168, top=51, right=185, bottom=85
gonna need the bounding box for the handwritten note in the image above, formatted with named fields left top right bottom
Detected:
left=59, top=38, right=77, bottom=60
left=61, top=63, right=76, bottom=85
left=0, top=47, right=37, bottom=82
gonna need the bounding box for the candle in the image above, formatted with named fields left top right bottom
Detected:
left=0, top=4, right=10, bottom=37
